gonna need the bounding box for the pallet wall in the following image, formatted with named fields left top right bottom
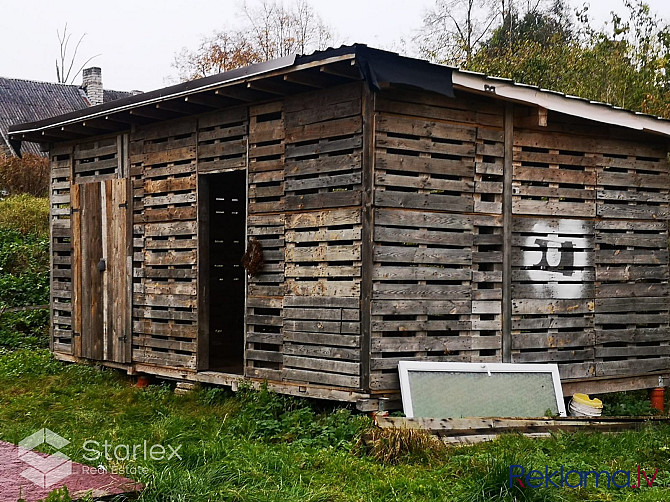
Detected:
left=50, top=144, right=74, bottom=353
left=50, top=81, right=670, bottom=396
left=511, top=123, right=670, bottom=380
left=370, top=89, right=505, bottom=391
left=594, top=136, right=669, bottom=378
left=246, top=101, right=286, bottom=380
left=130, top=119, right=198, bottom=369
left=280, top=83, right=364, bottom=389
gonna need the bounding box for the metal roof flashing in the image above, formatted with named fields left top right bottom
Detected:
left=452, top=70, right=670, bottom=138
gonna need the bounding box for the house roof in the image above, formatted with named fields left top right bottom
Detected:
left=8, top=44, right=670, bottom=149
left=0, top=77, right=132, bottom=155
left=8, top=45, right=456, bottom=148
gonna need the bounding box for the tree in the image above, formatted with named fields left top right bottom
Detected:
left=173, top=31, right=260, bottom=82
left=172, top=0, right=333, bottom=81
left=415, top=0, right=556, bottom=66
left=465, top=0, right=670, bottom=117
left=55, top=24, right=100, bottom=84
left=415, top=0, right=499, bottom=66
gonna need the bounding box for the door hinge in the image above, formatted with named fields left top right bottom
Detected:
left=117, top=335, right=128, bottom=342
left=118, top=202, right=128, bottom=209
left=71, top=208, right=80, bottom=214
left=73, top=332, right=81, bottom=337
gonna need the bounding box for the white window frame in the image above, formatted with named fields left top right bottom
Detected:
left=398, top=361, right=566, bottom=418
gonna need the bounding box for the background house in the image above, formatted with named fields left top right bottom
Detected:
left=0, top=67, right=131, bottom=156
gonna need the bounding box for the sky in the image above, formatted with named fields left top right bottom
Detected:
left=2, top=0, right=670, bottom=92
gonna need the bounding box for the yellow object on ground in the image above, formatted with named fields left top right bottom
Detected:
left=572, top=393, right=603, bottom=409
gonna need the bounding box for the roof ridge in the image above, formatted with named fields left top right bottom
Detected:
left=0, top=75, right=80, bottom=88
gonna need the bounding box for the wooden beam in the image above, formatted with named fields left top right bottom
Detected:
left=517, top=106, right=548, bottom=128
left=156, top=100, right=210, bottom=115
left=196, top=175, right=210, bottom=371
left=502, top=103, right=513, bottom=363
left=105, top=114, right=133, bottom=124
left=61, top=124, right=106, bottom=136
left=247, top=80, right=287, bottom=96
left=283, top=72, right=328, bottom=88
left=215, top=86, right=270, bottom=102
left=83, top=119, right=124, bottom=131
left=185, top=93, right=235, bottom=109
left=360, top=82, right=374, bottom=393
left=41, top=129, right=81, bottom=140
left=320, top=60, right=360, bottom=80
left=129, top=107, right=178, bottom=120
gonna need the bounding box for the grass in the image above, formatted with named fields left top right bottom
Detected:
left=2, top=349, right=670, bottom=502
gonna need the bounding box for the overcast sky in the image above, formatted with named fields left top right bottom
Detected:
left=2, top=0, right=670, bottom=92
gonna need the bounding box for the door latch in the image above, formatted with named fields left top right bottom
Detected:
left=97, top=259, right=106, bottom=272
left=117, top=335, right=128, bottom=342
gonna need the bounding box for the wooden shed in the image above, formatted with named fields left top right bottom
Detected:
left=9, top=45, right=670, bottom=410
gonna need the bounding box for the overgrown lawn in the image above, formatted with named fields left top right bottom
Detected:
left=2, top=350, right=670, bottom=501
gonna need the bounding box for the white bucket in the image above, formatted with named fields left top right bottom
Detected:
left=569, top=399, right=602, bottom=417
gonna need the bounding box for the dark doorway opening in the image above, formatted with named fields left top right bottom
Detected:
left=199, top=170, right=246, bottom=374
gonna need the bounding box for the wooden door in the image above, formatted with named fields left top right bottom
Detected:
left=72, top=179, right=131, bottom=363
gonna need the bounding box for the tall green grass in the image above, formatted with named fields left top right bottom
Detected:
left=2, top=349, right=670, bottom=502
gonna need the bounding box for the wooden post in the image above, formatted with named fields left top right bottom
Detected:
left=197, top=174, right=210, bottom=371
left=360, top=83, right=375, bottom=392
left=502, top=103, right=514, bottom=363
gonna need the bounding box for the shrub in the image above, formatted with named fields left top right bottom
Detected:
left=0, top=153, right=49, bottom=197
left=0, top=194, right=50, bottom=236
left=0, top=200, right=50, bottom=349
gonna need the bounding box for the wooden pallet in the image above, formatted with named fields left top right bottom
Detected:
left=375, top=416, right=670, bottom=444
left=245, top=101, right=286, bottom=378
left=369, top=90, right=505, bottom=391
left=261, top=85, right=366, bottom=388
left=284, top=83, right=363, bottom=211
left=282, top=296, right=362, bottom=388
left=197, top=106, right=247, bottom=174
left=50, top=144, right=74, bottom=353
left=512, top=130, right=597, bottom=218
left=73, top=136, right=123, bottom=184
left=130, top=119, right=198, bottom=369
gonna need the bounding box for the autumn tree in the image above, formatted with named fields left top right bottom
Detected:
left=173, top=0, right=333, bottom=81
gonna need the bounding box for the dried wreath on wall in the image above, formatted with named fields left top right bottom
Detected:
left=241, top=237, right=264, bottom=277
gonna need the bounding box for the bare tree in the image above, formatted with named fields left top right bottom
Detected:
left=415, top=0, right=499, bottom=66
left=415, top=0, right=554, bottom=66
left=55, top=24, right=100, bottom=84
left=172, top=0, right=334, bottom=81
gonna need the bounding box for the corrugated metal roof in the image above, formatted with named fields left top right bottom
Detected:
left=0, top=77, right=132, bottom=155
left=8, top=45, right=670, bottom=144
left=454, top=67, right=669, bottom=122
left=451, top=69, right=670, bottom=137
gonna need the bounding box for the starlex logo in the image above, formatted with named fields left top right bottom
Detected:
left=510, top=465, right=660, bottom=489
left=18, top=428, right=72, bottom=489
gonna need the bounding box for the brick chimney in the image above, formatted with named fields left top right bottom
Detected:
left=82, top=67, right=103, bottom=106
